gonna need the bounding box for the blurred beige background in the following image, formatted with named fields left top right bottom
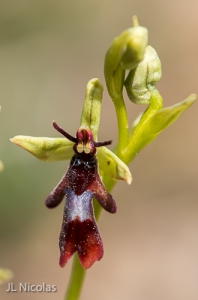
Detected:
left=0, top=0, right=198, bottom=299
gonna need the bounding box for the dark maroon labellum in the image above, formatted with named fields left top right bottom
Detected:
left=45, top=122, right=117, bottom=269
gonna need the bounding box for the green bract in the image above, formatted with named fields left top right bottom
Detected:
left=124, top=92, right=196, bottom=164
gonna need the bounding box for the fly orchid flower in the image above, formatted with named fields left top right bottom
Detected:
left=11, top=78, right=132, bottom=269
left=46, top=122, right=117, bottom=268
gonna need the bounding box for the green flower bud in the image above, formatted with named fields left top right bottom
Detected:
left=124, top=45, right=162, bottom=104
left=120, top=26, right=148, bottom=70
left=104, top=17, right=148, bottom=99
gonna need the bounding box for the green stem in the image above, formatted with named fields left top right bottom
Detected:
left=104, top=62, right=129, bottom=154
left=113, top=94, right=129, bottom=155
left=64, top=254, right=85, bottom=300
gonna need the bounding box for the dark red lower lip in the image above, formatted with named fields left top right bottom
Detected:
left=59, top=218, right=103, bottom=269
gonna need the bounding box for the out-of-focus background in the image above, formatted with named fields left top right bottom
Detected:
left=0, top=1, right=198, bottom=299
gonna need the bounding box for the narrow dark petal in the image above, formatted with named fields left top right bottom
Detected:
left=45, top=174, right=68, bottom=208
left=59, top=188, right=103, bottom=269
left=53, top=121, right=77, bottom=143
left=94, top=140, right=112, bottom=147
left=89, top=172, right=117, bottom=213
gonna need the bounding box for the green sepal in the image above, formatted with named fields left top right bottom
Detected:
left=97, top=147, right=132, bottom=184
left=10, top=136, right=74, bottom=161
left=80, top=78, right=103, bottom=140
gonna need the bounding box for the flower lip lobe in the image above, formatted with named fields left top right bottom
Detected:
left=59, top=218, right=103, bottom=269
left=59, top=189, right=103, bottom=269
